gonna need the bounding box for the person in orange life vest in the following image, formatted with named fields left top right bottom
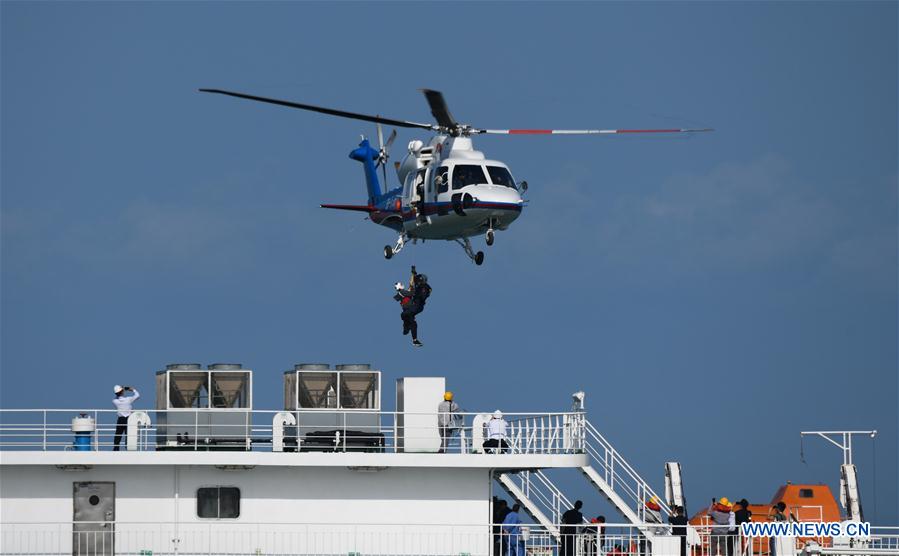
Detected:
left=708, top=497, right=735, bottom=556
left=585, top=515, right=606, bottom=556
left=644, top=495, right=663, bottom=523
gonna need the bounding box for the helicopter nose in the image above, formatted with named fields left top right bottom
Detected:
left=469, top=184, right=523, bottom=205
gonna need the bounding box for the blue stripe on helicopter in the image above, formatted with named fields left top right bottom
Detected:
left=385, top=201, right=523, bottom=221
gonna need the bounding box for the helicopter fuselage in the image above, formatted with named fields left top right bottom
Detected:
left=348, top=135, right=524, bottom=242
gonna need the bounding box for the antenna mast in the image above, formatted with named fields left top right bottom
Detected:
left=800, top=430, right=877, bottom=466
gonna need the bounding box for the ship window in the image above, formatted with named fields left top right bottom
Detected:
left=799, top=489, right=814, bottom=498
left=197, top=487, right=240, bottom=519
left=487, top=166, right=516, bottom=188
left=452, top=165, right=486, bottom=190
left=435, top=166, right=449, bottom=194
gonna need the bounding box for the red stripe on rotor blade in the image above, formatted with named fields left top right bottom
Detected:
left=508, top=129, right=554, bottom=134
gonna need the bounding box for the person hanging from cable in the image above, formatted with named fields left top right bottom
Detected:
left=393, top=265, right=432, bottom=347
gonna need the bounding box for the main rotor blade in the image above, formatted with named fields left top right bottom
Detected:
left=478, top=127, right=714, bottom=135
left=421, top=89, right=458, bottom=129
left=199, top=89, right=436, bottom=131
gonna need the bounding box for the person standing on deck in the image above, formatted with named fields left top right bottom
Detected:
left=438, top=391, right=461, bottom=453
left=708, top=497, right=734, bottom=556
left=493, top=498, right=511, bottom=556
left=112, top=385, right=140, bottom=451
left=768, top=501, right=795, bottom=556
left=560, top=500, right=584, bottom=556
left=734, top=499, right=752, bottom=555
left=585, top=516, right=606, bottom=556
left=668, top=505, right=689, bottom=556
left=502, top=503, right=524, bottom=556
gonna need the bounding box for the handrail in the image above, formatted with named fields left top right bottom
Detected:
left=584, top=419, right=672, bottom=518
left=0, top=408, right=586, bottom=455
left=3, top=521, right=897, bottom=556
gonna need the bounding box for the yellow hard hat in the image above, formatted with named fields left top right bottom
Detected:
left=719, top=497, right=731, bottom=507
left=444, top=391, right=453, bottom=401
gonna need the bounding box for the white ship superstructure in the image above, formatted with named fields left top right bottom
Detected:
left=1, top=363, right=896, bottom=556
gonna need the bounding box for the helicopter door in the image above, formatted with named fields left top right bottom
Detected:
left=412, top=168, right=427, bottom=204
left=411, top=168, right=428, bottom=224
left=432, top=166, right=448, bottom=200
left=401, top=171, right=414, bottom=208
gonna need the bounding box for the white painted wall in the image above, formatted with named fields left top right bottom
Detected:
left=396, top=377, right=445, bottom=453
left=1, top=465, right=490, bottom=525
left=1, top=464, right=492, bottom=555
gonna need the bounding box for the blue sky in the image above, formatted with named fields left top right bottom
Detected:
left=2, top=2, right=896, bottom=524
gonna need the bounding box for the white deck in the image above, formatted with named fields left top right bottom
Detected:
left=0, top=450, right=587, bottom=469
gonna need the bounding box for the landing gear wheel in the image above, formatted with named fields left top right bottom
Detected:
left=386, top=234, right=407, bottom=260
left=486, top=229, right=495, bottom=246
left=455, top=237, right=484, bottom=265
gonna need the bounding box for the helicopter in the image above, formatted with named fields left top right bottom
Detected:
left=200, top=88, right=710, bottom=265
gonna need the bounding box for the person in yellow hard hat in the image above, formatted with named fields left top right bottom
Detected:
left=708, top=497, right=735, bottom=556
left=437, top=391, right=461, bottom=453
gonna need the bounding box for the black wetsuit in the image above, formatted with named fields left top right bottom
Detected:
left=395, top=280, right=431, bottom=341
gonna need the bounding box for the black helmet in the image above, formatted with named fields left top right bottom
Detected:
left=417, top=274, right=428, bottom=283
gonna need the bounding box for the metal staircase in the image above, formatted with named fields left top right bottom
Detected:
left=496, top=472, right=560, bottom=538
left=497, top=417, right=674, bottom=540
left=582, top=419, right=671, bottom=523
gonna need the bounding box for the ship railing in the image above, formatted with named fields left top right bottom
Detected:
left=0, top=408, right=585, bottom=455
left=583, top=418, right=672, bottom=521
left=513, top=468, right=579, bottom=524
left=688, top=516, right=898, bottom=555
left=2, top=521, right=896, bottom=556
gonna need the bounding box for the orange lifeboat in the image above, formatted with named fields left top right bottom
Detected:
left=688, top=484, right=842, bottom=554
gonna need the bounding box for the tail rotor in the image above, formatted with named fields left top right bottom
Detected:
left=376, top=121, right=397, bottom=188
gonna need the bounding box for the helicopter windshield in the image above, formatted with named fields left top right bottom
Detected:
left=487, top=166, right=516, bottom=189
left=452, top=165, right=487, bottom=190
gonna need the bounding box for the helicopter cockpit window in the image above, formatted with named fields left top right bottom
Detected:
left=452, top=165, right=487, bottom=190
left=487, top=166, right=517, bottom=189
left=435, top=166, right=449, bottom=194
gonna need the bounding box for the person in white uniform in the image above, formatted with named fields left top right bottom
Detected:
left=483, top=410, right=509, bottom=453
left=112, top=385, right=140, bottom=451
